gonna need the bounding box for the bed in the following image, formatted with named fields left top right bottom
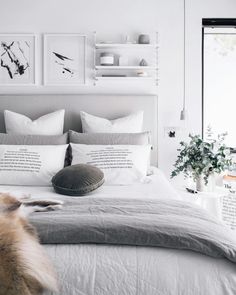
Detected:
left=0, top=95, right=236, bottom=295
left=1, top=168, right=236, bottom=295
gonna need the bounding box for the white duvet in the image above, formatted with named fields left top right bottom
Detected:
left=1, top=168, right=236, bottom=295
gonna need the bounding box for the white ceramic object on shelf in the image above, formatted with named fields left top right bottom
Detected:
left=100, top=53, right=114, bottom=66
left=118, top=56, right=129, bottom=66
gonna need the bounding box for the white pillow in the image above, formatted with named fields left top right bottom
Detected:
left=0, top=144, right=68, bottom=186
left=4, top=110, right=65, bottom=135
left=71, top=143, right=151, bottom=185
left=80, top=111, right=143, bottom=133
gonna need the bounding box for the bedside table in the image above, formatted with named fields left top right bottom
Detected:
left=175, top=186, right=227, bottom=220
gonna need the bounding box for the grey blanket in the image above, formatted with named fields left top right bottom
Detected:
left=30, top=198, right=236, bottom=263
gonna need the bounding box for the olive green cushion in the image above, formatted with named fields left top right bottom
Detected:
left=52, top=164, right=104, bottom=196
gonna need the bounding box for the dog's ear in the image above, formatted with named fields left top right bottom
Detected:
left=5, top=201, right=22, bottom=212
left=0, top=194, right=22, bottom=213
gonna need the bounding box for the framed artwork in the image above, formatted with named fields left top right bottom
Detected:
left=0, top=34, right=36, bottom=85
left=44, top=34, right=86, bottom=85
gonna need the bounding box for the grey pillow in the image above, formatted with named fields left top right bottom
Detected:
left=52, top=164, right=104, bottom=196
left=0, top=133, right=70, bottom=166
left=0, top=133, right=68, bottom=145
left=69, top=130, right=151, bottom=145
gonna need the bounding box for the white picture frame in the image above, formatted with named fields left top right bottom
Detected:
left=0, top=34, right=36, bottom=85
left=44, top=34, right=86, bottom=85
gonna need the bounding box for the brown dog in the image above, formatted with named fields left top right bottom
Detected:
left=0, top=194, right=58, bottom=295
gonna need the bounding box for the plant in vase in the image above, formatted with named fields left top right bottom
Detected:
left=171, top=133, right=233, bottom=191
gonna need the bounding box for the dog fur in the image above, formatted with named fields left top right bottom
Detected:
left=0, top=194, right=59, bottom=295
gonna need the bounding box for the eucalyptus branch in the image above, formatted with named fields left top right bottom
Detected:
left=171, top=133, right=233, bottom=184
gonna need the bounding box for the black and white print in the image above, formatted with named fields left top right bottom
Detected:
left=52, top=51, right=75, bottom=77
left=44, top=34, right=86, bottom=85
left=0, top=34, right=35, bottom=85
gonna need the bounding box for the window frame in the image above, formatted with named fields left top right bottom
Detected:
left=202, top=19, right=236, bottom=152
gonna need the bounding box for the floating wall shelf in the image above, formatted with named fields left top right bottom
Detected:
left=95, top=66, right=158, bottom=70
left=95, top=76, right=156, bottom=81
left=95, top=43, right=158, bottom=49
left=93, top=32, right=159, bottom=85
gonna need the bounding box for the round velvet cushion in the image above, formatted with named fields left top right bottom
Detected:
left=52, top=164, right=104, bottom=196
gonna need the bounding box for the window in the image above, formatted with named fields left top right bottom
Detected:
left=203, top=19, right=236, bottom=150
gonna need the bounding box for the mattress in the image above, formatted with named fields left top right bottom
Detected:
left=1, top=167, right=236, bottom=295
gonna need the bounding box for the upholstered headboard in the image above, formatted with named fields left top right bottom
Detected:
left=0, top=95, right=158, bottom=166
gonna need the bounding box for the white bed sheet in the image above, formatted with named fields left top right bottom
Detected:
left=1, top=167, right=236, bottom=295
left=44, top=244, right=236, bottom=295
left=0, top=167, right=180, bottom=202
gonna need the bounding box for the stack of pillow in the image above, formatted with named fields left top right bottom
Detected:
left=1, top=110, right=68, bottom=186
left=0, top=109, right=152, bottom=195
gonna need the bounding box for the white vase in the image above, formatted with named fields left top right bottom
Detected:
left=196, top=175, right=206, bottom=192
left=195, top=174, right=216, bottom=192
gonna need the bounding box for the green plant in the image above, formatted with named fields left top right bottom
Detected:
left=171, top=133, right=233, bottom=184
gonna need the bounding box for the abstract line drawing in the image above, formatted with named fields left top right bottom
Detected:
left=52, top=51, right=75, bottom=77
left=1, top=41, right=30, bottom=79
left=44, top=34, right=86, bottom=85
left=0, top=34, right=35, bottom=85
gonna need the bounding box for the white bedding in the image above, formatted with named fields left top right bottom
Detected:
left=44, top=244, right=236, bottom=295
left=0, top=167, right=180, bottom=202
left=1, top=167, right=236, bottom=295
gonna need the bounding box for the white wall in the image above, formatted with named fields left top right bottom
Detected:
left=0, top=0, right=183, bottom=95
left=160, top=0, right=236, bottom=180
left=0, top=0, right=236, bottom=179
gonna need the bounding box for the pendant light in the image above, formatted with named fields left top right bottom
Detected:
left=180, top=0, right=187, bottom=120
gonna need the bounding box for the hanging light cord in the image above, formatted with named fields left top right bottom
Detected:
left=183, top=0, right=186, bottom=111
left=180, top=0, right=187, bottom=120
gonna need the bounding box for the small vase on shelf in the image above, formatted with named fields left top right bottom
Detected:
left=138, top=34, right=150, bottom=44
